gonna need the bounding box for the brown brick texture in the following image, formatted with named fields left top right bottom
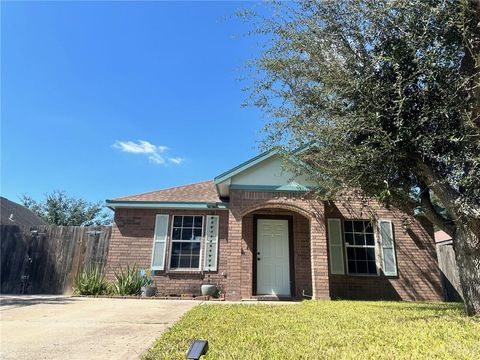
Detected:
left=105, top=209, right=228, bottom=296
left=325, top=194, right=443, bottom=301
left=106, top=190, right=443, bottom=302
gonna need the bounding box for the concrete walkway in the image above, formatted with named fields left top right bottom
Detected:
left=0, top=295, right=197, bottom=360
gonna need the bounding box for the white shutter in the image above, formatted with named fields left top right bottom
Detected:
left=327, top=218, right=345, bottom=274
left=151, top=214, right=169, bottom=271
left=379, top=219, right=397, bottom=276
left=204, top=215, right=219, bottom=271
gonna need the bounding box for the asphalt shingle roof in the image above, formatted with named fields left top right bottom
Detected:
left=0, top=197, right=47, bottom=227
left=112, top=180, right=221, bottom=203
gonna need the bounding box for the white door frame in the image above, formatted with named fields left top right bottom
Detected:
left=254, top=215, right=294, bottom=297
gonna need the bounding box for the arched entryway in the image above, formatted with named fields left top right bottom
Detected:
left=224, top=192, right=330, bottom=301
left=240, top=208, right=313, bottom=299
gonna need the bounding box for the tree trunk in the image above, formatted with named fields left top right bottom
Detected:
left=454, top=218, right=480, bottom=316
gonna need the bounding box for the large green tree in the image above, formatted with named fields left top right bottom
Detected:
left=21, top=190, right=112, bottom=226
left=247, top=0, right=480, bottom=315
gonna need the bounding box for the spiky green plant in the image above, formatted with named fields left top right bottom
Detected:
left=73, top=265, right=108, bottom=295
left=112, top=264, right=143, bottom=296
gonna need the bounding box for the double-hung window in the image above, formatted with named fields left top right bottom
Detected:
left=344, top=220, right=377, bottom=275
left=170, top=215, right=203, bottom=270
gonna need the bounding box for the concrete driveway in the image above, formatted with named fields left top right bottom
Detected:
left=0, top=295, right=197, bottom=359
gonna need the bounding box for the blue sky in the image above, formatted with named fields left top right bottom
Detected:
left=1, top=1, right=268, bottom=204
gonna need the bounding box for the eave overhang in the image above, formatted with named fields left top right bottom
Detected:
left=106, top=200, right=229, bottom=210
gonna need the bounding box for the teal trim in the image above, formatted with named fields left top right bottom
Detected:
left=106, top=200, right=229, bottom=210
left=214, top=148, right=279, bottom=184
left=229, top=184, right=312, bottom=192
left=214, top=143, right=318, bottom=185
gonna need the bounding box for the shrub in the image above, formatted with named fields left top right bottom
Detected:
left=112, top=264, right=143, bottom=295
left=73, top=265, right=108, bottom=295
left=213, top=284, right=224, bottom=299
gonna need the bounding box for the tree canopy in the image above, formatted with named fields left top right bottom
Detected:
left=21, top=190, right=112, bottom=226
left=246, top=0, right=480, bottom=315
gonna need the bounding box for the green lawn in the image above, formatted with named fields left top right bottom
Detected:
left=144, top=301, right=479, bottom=360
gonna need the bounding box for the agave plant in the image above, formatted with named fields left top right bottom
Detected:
left=112, top=264, right=143, bottom=296
left=73, top=265, right=108, bottom=295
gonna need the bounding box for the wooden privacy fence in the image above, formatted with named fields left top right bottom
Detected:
left=436, top=240, right=463, bottom=302
left=0, top=225, right=111, bottom=295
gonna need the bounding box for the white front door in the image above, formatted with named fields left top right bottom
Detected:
left=256, top=219, right=291, bottom=296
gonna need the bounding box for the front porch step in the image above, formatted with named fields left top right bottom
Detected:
left=247, top=295, right=294, bottom=301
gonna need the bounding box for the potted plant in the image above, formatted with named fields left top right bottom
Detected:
left=140, top=269, right=156, bottom=297
left=201, top=274, right=216, bottom=296
left=211, top=284, right=224, bottom=300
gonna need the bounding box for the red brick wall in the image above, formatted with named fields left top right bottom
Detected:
left=106, top=190, right=443, bottom=302
left=325, top=195, right=443, bottom=301
left=106, top=208, right=229, bottom=296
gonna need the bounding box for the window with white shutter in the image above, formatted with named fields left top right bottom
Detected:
left=327, top=218, right=345, bottom=274
left=204, top=215, right=219, bottom=271
left=151, top=214, right=169, bottom=271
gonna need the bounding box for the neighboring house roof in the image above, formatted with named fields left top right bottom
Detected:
left=435, top=230, right=453, bottom=244
left=106, top=181, right=228, bottom=210
left=0, top=196, right=47, bottom=227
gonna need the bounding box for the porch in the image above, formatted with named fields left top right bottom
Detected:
left=225, top=195, right=331, bottom=301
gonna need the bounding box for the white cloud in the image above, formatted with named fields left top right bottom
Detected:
left=113, top=140, right=163, bottom=154
left=149, top=152, right=166, bottom=165
left=113, top=140, right=181, bottom=166
left=169, top=157, right=184, bottom=165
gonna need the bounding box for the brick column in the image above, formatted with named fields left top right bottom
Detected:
left=225, top=211, right=243, bottom=300
left=310, top=213, right=330, bottom=299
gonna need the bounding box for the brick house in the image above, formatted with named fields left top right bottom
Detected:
left=105, top=149, right=443, bottom=301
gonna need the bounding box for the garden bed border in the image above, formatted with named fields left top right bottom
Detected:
left=72, top=294, right=225, bottom=301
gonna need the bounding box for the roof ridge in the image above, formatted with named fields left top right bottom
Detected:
left=112, top=180, right=213, bottom=201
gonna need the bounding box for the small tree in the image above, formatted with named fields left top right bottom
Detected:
left=246, top=1, right=480, bottom=315
left=21, top=190, right=112, bottom=226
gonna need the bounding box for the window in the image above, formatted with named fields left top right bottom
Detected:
left=169, top=215, right=203, bottom=269
left=344, top=220, right=377, bottom=275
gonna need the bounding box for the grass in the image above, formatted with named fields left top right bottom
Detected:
left=144, top=301, right=480, bottom=360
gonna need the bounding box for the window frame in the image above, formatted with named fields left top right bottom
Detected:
left=343, top=219, right=380, bottom=276
left=168, top=215, right=204, bottom=272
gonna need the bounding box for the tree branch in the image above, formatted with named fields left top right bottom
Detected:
left=416, top=159, right=462, bottom=220
left=419, top=182, right=457, bottom=237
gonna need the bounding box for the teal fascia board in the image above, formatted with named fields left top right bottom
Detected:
left=229, top=184, right=312, bottom=192
left=214, top=148, right=279, bottom=184
left=106, top=200, right=229, bottom=210
left=214, top=143, right=318, bottom=185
